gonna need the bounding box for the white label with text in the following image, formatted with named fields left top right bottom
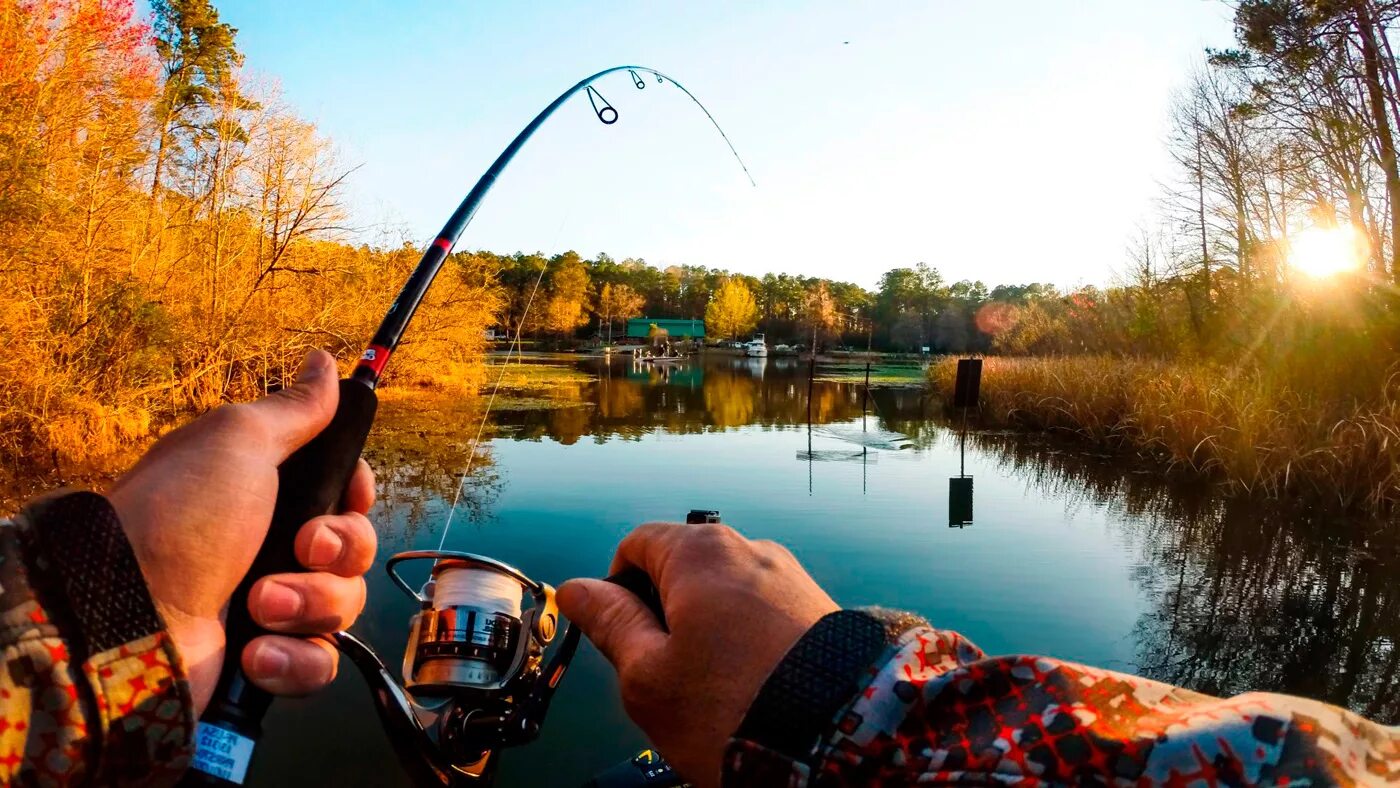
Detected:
left=191, top=723, right=254, bottom=784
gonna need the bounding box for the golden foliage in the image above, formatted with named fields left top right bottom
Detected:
left=0, top=0, right=498, bottom=468
left=704, top=277, right=759, bottom=340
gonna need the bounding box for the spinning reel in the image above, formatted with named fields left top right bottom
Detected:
left=333, top=550, right=579, bottom=785
left=332, top=511, right=719, bottom=787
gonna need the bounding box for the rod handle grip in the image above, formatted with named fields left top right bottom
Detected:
left=182, top=378, right=377, bottom=785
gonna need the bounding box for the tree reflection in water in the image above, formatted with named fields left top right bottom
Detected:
left=363, top=390, right=502, bottom=550
left=969, top=431, right=1400, bottom=723
left=492, top=355, right=921, bottom=441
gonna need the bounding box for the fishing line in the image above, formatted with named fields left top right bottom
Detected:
left=433, top=271, right=546, bottom=549
left=436, top=243, right=552, bottom=551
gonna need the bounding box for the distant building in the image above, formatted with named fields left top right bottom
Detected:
left=623, top=318, right=705, bottom=340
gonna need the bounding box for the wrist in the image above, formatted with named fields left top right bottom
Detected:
left=104, top=491, right=225, bottom=714
left=18, top=490, right=197, bottom=780
left=723, top=608, right=929, bottom=780
left=21, top=491, right=175, bottom=653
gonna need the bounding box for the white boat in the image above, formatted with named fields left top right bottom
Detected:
left=743, top=334, right=768, bottom=358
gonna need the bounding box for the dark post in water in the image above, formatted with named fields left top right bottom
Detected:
left=949, top=358, right=981, bottom=527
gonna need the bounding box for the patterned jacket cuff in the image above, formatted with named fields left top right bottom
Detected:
left=21, top=491, right=195, bottom=783
left=723, top=608, right=928, bottom=782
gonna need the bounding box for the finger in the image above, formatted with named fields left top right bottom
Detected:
left=248, top=571, right=367, bottom=634
left=340, top=458, right=376, bottom=514
left=606, top=522, right=691, bottom=579
left=295, top=511, right=377, bottom=576
left=243, top=349, right=339, bottom=462
left=558, top=578, right=666, bottom=676
left=242, top=635, right=338, bottom=696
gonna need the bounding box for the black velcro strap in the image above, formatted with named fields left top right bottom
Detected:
left=733, top=609, right=892, bottom=762
left=24, top=491, right=165, bottom=654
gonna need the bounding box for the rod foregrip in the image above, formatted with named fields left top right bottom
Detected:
left=183, top=378, right=378, bottom=785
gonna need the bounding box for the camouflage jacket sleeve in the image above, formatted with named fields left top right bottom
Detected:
left=723, top=609, right=1399, bottom=786
left=0, top=491, right=194, bottom=786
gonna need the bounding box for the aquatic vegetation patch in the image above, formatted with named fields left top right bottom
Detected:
left=814, top=362, right=926, bottom=387
left=494, top=397, right=595, bottom=412
left=484, top=360, right=596, bottom=398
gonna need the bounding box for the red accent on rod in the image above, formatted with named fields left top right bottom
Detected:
left=432, top=237, right=452, bottom=252
left=355, top=344, right=392, bottom=377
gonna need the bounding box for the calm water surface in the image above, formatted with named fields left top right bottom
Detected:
left=254, top=353, right=1400, bottom=786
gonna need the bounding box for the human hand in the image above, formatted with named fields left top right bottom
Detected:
left=107, top=350, right=377, bottom=714
left=557, top=523, right=838, bottom=788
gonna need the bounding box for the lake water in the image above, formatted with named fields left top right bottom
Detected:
left=249, top=352, right=1400, bottom=786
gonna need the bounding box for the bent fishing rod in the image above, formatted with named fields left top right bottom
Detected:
left=180, top=67, right=750, bottom=787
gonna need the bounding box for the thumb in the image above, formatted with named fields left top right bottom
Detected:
left=558, top=578, right=666, bottom=674
left=244, top=350, right=339, bottom=462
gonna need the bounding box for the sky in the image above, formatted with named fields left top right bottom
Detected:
left=213, top=1, right=1237, bottom=290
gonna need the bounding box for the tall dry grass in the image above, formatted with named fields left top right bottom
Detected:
left=930, top=355, right=1400, bottom=512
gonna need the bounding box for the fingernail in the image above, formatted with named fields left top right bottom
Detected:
left=258, top=581, right=304, bottom=625
left=252, top=642, right=291, bottom=678
left=295, top=350, right=329, bottom=384
left=307, top=527, right=344, bottom=569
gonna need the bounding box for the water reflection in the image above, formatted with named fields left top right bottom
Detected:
left=481, top=355, right=1400, bottom=722
left=968, top=431, right=1400, bottom=722
left=493, top=355, right=926, bottom=443
left=254, top=353, right=1400, bottom=786
left=362, top=392, right=502, bottom=547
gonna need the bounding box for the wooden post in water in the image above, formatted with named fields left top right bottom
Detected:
left=806, top=354, right=816, bottom=424
left=807, top=354, right=815, bottom=495
left=862, top=361, right=871, bottom=431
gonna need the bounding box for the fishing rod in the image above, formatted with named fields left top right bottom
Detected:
left=180, top=66, right=750, bottom=787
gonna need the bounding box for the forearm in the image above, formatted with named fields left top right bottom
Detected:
left=1, top=492, right=194, bottom=786
left=725, top=609, right=1400, bottom=786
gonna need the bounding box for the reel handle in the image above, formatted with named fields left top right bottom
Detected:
left=606, top=568, right=667, bottom=630
left=182, top=379, right=378, bottom=785
left=603, top=511, right=717, bottom=631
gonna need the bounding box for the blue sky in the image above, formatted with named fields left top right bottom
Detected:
left=214, top=1, right=1235, bottom=289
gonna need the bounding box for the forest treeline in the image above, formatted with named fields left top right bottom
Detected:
left=0, top=0, right=1058, bottom=467
left=11, top=0, right=1400, bottom=491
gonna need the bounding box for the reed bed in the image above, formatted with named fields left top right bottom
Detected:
left=929, top=356, right=1400, bottom=513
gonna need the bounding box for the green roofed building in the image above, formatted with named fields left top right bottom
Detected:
left=624, top=318, right=705, bottom=340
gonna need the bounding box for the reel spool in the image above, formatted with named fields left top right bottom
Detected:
left=387, top=551, right=559, bottom=697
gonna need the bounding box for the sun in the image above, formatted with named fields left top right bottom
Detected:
left=1288, top=225, right=1366, bottom=279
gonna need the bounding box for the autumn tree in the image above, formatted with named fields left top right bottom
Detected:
left=0, top=0, right=499, bottom=462
left=1216, top=0, right=1400, bottom=279
left=542, top=252, right=591, bottom=338
left=648, top=323, right=670, bottom=350
left=145, top=0, right=247, bottom=250
left=800, top=282, right=841, bottom=351
left=705, top=277, right=759, bottom=339
left=597, top=282, right=645, bottom=344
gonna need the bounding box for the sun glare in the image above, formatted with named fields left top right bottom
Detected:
left=1288, top=226, right=1366, bottom=279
